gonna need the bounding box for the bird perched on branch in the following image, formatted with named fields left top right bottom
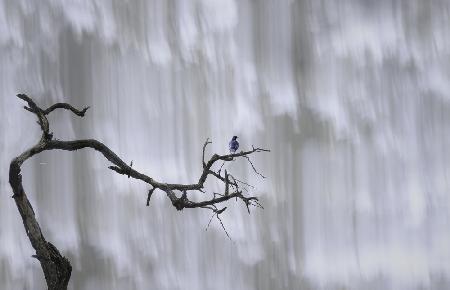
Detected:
left=229, top=136, right=239, bottom=153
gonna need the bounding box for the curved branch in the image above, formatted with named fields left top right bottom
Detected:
left=243, top=155, right=266, bottom=178
left=17, top=94, right=51, bottom=139
left=146, top=188, right=156, bottom=206
left=202, top=138, right=211, bottom=168
left=13, top=93, right=270, bottom=212
left=43, top=103, right=90, bottom=116
left=9, top=94, right=269, bottom=289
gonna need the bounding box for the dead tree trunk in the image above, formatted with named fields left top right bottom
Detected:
left=10, top=162, right=72, bottom=289
left=9, top=94, right=268, bottom=289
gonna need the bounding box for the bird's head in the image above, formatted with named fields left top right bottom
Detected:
left=232, top=136, right=238, bottom=140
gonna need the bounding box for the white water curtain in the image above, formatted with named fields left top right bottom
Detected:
left=1, top=1, right=450, bottom=289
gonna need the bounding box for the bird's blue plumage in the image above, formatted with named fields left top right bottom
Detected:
left=229, top=136, right=239, bottom=153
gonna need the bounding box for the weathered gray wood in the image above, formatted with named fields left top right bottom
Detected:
left=9, top=94, right=269, bottom=289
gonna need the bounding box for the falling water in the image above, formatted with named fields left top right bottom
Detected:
left=1, top=1, right=450, bottom=289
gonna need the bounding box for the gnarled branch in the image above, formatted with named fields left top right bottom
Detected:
left=43, top=103, right=90, bottom=116
left=9, top=94, right=269, bottom=289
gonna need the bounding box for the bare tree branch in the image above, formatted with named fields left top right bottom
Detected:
left=205, top=212, right=216, bottom=231
left=9, top=94, right=269, bottom=289
left=202, top=138, right=211, bottom=168
left=243, top=155, right=266, bottom=178
left=146, top=187, right=155, bottom=206
left=43, top=103, right=90, bottom=116
left=216, top=214, right=231, bottom=240
left=233, top=176, right=255, bottom=189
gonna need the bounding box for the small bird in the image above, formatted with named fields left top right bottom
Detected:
left=229, top=136, right=239, bottom=153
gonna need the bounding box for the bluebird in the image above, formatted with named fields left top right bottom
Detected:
left=229, top=136, right=239, bottom=153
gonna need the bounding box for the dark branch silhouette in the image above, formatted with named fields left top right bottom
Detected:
left=9, top=94, right=269, bottom=289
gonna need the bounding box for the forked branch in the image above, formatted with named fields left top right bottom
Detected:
left=9, top=94, right=269, bottom=289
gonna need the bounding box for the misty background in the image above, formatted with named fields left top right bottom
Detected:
left=1, top=0, right=450, bottom=289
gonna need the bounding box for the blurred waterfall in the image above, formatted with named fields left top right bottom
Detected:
left=1, top=1, right=450, bottom=289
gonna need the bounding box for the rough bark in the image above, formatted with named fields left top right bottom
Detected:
left=9, top=94, right=269, bottom=289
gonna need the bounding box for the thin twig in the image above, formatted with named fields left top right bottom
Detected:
left=233, top=177, right=255, bottom=189
left=205, top=213, right=215, bottom=231
left=244, top=156, right=266, bottom=179
left=216, top=215, right=232, bottom=241
left=217, top=161, right=225, bottom=174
